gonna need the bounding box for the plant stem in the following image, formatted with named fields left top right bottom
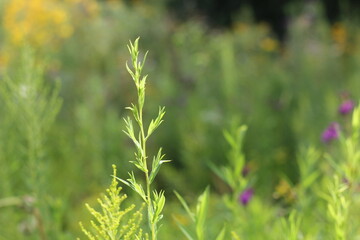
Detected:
left=138, top=89, right=156, bottom=240
left=124, top=38, right=166, bottom=240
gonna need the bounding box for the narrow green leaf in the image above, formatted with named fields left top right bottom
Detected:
left=149, top=148, right=169, bottom=184
left=215, top=226, right=227, bottom=240
left=147, top=107, right=165, bottom=139
left=152, top=190, right=166, bottom=223
left=140, top=51, right=149, bottom=71
left=129, top=160, right=147, bottom=173
left=173, top=219, right=195, bottom=240
left=195, top=187, right=209, bottom=240
left=179, top=225, right=194, bottom=240
left=126, top=62, right=136, bottom=80
left=302, top=172, right=320, bottom=190
left=223, top=130, right=236, bottom=149
left=174, top=191, right=195, bottom=222
left=208, top=162, right=228, bottom=185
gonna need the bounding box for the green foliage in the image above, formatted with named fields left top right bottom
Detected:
left=1, top=1, right=360, bottom=239
left=117, top=38, right=169, bottom=240
left=323, top=175, right=349, bottom=240
left=79, top=165, right=146, bottom=240
left=210, top=124, right=251, bottom=210
left=175, top=187, right=219, bottom=240
left=280, top=210, right=302, bottom=240
left=0, top=47, right=62, bottom=195
left=214, top=125, right=247, bottom=191
left=0, top=46, right=62, bottom=239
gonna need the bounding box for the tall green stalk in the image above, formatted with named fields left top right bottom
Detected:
left=0, top=47, right=62, bottom=239
left=118, top=38, right=169, bottom=240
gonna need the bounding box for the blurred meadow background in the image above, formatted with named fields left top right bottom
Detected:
left=1, top=0, right=360, bottom=239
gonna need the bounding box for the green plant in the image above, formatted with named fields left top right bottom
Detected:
left=280, top=210, right=302, bottom=240
left=0, top=46, right=62, bottom=239
left=117, top=38, right=169, bottom=240
left=174, top=188, right=226, bottom=240
left=319, top=104, right=360, bottom=239
left=79, top=38, right=168, bottom=240
left=210, top=124, right=249, bottom=209
left=79, top=165, right=146, bottom=240
left=1, top=47, right=62, bottom=197
left=322, top=175, right=349, bottom=240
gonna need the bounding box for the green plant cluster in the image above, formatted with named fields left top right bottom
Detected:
left=79, top=165, right=145, bottom=240
left=1, top=1, right=360, bottom=239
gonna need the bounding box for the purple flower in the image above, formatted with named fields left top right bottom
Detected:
left=239, top=188, right=253, bottom=206
left=322, top=122, right=340, bottom=143
left=338, top=100, right=354, bottom=115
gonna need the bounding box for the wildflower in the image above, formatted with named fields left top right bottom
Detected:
left=239, top=188, right=253, bottom=206
left=3, top=0, right=73, bottom=47
left=259, top=37, right=278, bottom=52
left=338, top=100, right=354, bottom=115
left=331, top=23, right=347, bottom=53
left=0, top=51, right=9, bottom=69
left=233, top=22, right=249, bottom=33
left=273, top=179, right=296, bottom=203
left=322, top=122, right=340, bottom=143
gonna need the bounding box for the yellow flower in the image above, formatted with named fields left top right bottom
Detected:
left=233, top=22, right=249, bottom=34
left=331, top=22, right=347, bottom=52
left=273, top=179, right=296, bottom=203
left=259, top=37, right=279, bottom=52
left=0, top=51, right=10, bottom=70
left=3, top=0, right=74, bottom=47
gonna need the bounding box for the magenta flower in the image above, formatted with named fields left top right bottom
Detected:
left=322, top=122, right=340, bottom=143
left=239, top=188, right=253, bottom=206
left=338, top=100, right=354, bottom=115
